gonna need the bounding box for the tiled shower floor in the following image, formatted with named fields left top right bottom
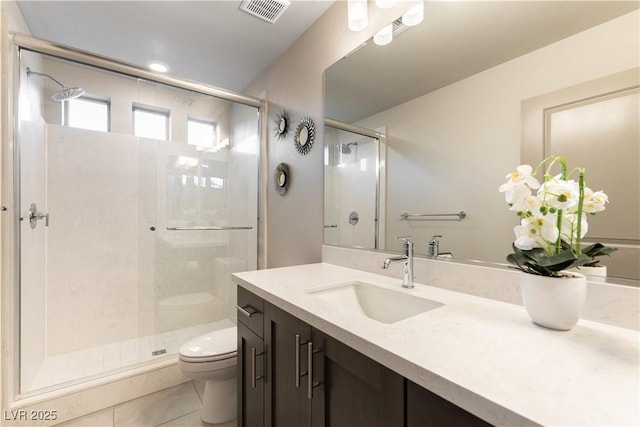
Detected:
left=25, top=318, right=235, bottom=392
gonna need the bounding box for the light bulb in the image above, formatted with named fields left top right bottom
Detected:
left=376, top=0, right=396, bottom=9
left=402, top=1, right=424, bottom=27
left=348, top=0, right=368, bottom=32
left=146, top=60, right=169, bottom=73
left=373, top=24, right=393, bottom=46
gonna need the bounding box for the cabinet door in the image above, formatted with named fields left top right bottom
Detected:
left=265, top=304, right=313, bottom=427
left=310, top=329, right=404, bottom=427
left=407, top=380, right=493, bottom=427
left=238, top=321, right=265, bottom=427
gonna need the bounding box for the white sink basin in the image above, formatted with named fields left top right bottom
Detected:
left=306, top=281, right=443, bottom=324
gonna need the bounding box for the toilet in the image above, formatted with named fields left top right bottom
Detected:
left=178, top=326, right=237, bottom=424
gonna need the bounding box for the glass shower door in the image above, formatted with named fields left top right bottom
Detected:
left=18, top=50, right=259, bottom=394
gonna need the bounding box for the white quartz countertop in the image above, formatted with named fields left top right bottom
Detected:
left=233, top=263, right=640, bottom=427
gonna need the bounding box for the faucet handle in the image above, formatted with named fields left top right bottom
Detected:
left=429, top=234, right=442, bottom=241
left=395, top=236, right=414, bottom=248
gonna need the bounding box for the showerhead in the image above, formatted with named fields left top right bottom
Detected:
left=340, top=142, right=357, bottom=154
left=26, top=67, right=86, bottom=101
left=51, top=87, right=86, bottom=101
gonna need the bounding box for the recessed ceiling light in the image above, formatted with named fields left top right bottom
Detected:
left=146, top=60, right=169, bottom=73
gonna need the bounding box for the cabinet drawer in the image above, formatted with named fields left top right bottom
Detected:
left=237, top=286, right=264, bottom=338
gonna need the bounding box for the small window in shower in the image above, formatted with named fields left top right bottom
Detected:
left=133, top=103, right=170, bottom=141
left=187, top=117, right=217, bottom=149
left=65, top=96, right=110, bottom=132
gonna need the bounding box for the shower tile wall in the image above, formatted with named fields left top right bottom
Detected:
left=46, top=125, right=151, bottom=355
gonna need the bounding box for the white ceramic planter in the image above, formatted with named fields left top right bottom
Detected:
left=572, top=265, right=607, bottom=282
left=519, top=271, right=587, bottom=331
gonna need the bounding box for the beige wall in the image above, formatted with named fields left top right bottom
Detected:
left=246, top=2, right=412, bottom=268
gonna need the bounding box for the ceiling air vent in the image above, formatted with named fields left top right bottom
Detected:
left=240, top=0, right=291, bottom=24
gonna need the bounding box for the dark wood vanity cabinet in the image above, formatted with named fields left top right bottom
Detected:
left=238, top=321, right=265, bottom=427
left=266, top=304, right=313, bottom=426
left=407, top=380, right=492, bottom=427
left=237, top=286, right=493, bottom=427
left=265, top=304, right=404, bottom=427
left=237, top=287, right=266, bottom=427
left=309, top=327, right=404, bottom=427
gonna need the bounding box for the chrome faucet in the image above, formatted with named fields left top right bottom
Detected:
left=427, top=234, right=453, bottom=259
left=427, top=235, right=441, bottom=258
left=381, top=237, right=414, bottom=288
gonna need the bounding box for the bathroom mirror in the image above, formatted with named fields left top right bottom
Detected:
left=323, top=1, right=639, bottom=283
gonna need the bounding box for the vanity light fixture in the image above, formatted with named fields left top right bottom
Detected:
left=402, top=1, right=424, bottom=27
left=146, top=60, right=169, bottom=73
left=376, top=0, right=396, bottom=9
left=373, top=24, right=393, bottom=46
left=347, top=0, right=368, bottom=32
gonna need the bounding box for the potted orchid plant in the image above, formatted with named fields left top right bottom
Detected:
left=499, top=156, right=616, bottom=276
left=498, top=156, right=616, bottom=330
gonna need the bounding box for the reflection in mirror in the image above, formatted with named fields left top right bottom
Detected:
left=298, top=127, right=309, bottom=146
left=324, top=121, right=383, bottom=249
left=323, top=1, right=639, bottom=284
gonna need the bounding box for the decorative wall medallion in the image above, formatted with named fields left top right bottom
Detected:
left=274, top=163, right=290, bottom=195
left=274, top=110, right=289, bottom=141
left=294, top=116, right=315, bottom=155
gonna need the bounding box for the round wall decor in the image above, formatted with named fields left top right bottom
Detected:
left=274, top=163, right=290, bottom=195
left=294, top=116, right=315, bottom=155
left=274, top=110, right=289, bottom=141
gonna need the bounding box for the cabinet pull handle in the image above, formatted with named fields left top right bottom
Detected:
left=237, top=305, right=258, bottom=318
left=295, top=334, right=308, bottom=387
left=295, top=334, right=301, bottom=387
left=307, top=342, right=322, bottom=400
left=307, top=342, right=314, bottom=399
left=251, top=347, right=264, bottom=388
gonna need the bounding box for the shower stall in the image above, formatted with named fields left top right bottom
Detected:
left=4, top=34, right=261, bottom=400
left=324, top=120, right=384, bottom=249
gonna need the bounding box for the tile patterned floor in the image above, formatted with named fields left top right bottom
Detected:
left=56, top=381, right=237, bottom=427
left=27, top=319, right=235, bottom=392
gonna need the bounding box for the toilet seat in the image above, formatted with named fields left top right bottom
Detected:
left=179, top=352, right=236, bottom=364
left=179, top=326, right=237, bottom=363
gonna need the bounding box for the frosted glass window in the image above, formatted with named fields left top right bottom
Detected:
left=133, top=106, right=170, bottom=140
left=66, top=97, right=110, bottom=132
left=188, top=118, right=217, bottom=147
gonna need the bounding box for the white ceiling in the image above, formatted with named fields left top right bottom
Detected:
left=16, top=0, right=335, bottom=93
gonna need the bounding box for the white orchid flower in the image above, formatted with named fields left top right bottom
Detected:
left=499, top=164, right=540, bottom=193
left=538, top=178, right=579, bottom=211
left=582, top=189, right=609, bottom=213
left=510, top=193, right=541, bottom=214
left=513, top=224, right=542, bottom=250
left=503, top=183, right=531, bottom=206
left=561, top=212, right=589, bottom=241
left=516, top=216, right=557, bottom=252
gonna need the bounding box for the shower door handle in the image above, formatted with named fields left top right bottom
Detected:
left=28, top=203, right=49, bottom=229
